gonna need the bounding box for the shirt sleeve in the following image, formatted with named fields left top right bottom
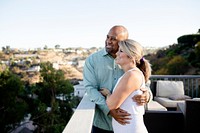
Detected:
left=83, top=57, right=110, bottom=115
left=146, top=82, right=153, bottom=102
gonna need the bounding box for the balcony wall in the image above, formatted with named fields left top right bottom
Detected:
left=62, top=93, right=95, bottom=133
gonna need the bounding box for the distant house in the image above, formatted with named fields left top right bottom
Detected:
left=73, top=81, right=86, bottom=98
left=11, top=114, right=37, bottom=133
left=77, top=60, right=85, bottom=68
left=1, top=60, right=10, bottom=65
left=14, top=54, right=38, bottom=58
left=53, top=63, right=59, bottom=70
left=67, top=61, right=77, bottom=66
left=27, top=66, right=40, bottom=72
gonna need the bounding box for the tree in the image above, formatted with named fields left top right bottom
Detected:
left=197, top=29, right=200, bottom=34
left=151, top=57, right=170, bottom=75
left=0, top=70, right=28, bottom=133
left=166, top=56, right=189, bottom=74
left=55, top=45, right=60, bottom=49
left=29, top=62, right=75, bottom=133
left=194, top=42, right=200, bottom=67
left=44, top=45, right=48, bottom=50
left=2, top=46, right=11, bottom=54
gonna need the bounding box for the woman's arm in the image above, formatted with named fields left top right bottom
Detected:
left=106, top=70, right=142, bottom=110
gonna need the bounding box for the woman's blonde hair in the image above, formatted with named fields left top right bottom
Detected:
left=118, top=39, right=152, bottom=82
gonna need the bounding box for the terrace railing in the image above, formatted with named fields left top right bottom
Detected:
left=150, top=75, right=200, bottom=98
left=63, top=75, right=200, bottom=133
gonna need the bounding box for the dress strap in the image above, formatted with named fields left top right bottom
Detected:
left=127, top=67, right=137, bottom=73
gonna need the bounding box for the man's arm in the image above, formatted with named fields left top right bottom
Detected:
left=145, top=80, right=153, bottom=102
left=83, top=57, right=110, bottom=115
left=100, top=88, right=131, bottom=125
left=133, top=82, right=153, bottom=105
left=109, top=109, right=131, bottom=125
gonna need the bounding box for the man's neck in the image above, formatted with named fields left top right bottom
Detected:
left=109, top=53, right=116, bottom=58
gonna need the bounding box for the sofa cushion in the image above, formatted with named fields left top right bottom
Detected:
left=168, top=94, right=191, bottom=100
left=156, top=80, right=184, bottom=97
left=154, top=97, right=185, bottom=108
left=192, top=98, right=200, bottom=101
left=146, top=100, right=167, bottom=111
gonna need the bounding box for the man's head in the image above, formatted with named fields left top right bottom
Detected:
left=105, top=25, right=129, bottom=58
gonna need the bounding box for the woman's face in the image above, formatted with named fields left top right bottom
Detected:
left=115, top=47, right=130, bottom=66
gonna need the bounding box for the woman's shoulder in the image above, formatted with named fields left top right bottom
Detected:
left=124, top=68, right=143, bottom=85
left=127, top=68, right=142, bottom=77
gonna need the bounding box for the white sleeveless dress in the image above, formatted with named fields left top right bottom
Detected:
left=112, top=68, right=148, bottom=133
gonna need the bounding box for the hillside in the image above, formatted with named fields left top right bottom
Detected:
left=0, top=48, right=93, bottom=85
left=38, top=50, right=83, bottom=80
left=145, top=36, right=200, bottom=75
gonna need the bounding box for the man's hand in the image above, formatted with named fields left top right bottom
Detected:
left=109, top=108, right=131, bottom=125
left=99, top=88, right=111, bottom=97
left=133, top=87, right=149, bottom=105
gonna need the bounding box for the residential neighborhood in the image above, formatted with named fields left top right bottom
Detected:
left=0, top=46, right=162, bottom=133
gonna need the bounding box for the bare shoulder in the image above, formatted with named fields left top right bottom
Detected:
left=126, top=69, right=142, bottom=79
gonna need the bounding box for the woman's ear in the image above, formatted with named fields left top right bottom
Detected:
left=131, top=57, right=136, bottom=64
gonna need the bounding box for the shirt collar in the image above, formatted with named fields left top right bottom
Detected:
left=102, top=48, right=109, bottom=56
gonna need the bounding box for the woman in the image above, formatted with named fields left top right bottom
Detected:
left=100, top=39, right=151, bottom=133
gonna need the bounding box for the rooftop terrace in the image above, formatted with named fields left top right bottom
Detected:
left=63, top=75, right=200, bottom=133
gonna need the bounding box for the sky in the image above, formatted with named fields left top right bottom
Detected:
left=0, top=0, right=199, bottom=49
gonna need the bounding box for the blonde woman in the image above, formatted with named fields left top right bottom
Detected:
left=100, top=39, right=151, bottom=133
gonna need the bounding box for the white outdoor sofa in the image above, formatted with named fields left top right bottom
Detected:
left=151, top=80, right=191, bottom=110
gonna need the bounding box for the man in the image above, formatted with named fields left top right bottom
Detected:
left=83, top=25, right=152, bottom=133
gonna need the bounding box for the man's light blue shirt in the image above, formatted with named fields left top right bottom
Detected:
left=83, top=48, right=124, bottom=131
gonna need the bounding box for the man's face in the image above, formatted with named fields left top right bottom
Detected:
left=105, top=34, right=119, bottom=56
left=105, top=27, right=127, bottom=58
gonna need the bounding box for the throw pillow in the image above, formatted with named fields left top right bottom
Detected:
left=156, top=80, right=184, bottom=97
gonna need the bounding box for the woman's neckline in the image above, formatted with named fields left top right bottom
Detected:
left=124, top=67, right=137, bottom=73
